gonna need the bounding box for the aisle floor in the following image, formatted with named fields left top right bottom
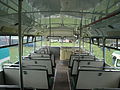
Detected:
left=53, top=60, right=70, bottom=90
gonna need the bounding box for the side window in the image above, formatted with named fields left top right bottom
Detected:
left=0, top=36, right=9, bottom=46
left=11, top=36, right=18, bottom=44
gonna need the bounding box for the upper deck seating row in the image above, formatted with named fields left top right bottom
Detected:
left=3, top=47, right=55, bottom=90
left=69, top=53, right=96, bottom=67
left=28, top=47, right=56, bottom=67
left=34, top=46, right=50, bottom=54
left=22, top=59, right=54, bottom=76
left=69, top=53, right=120, bottom=90
left=28, top=53, right=56, bottom=67
left=71, top=60, right=104, bottom=75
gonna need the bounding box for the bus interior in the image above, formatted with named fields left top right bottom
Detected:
left=0, top=0, right=120, bottom=90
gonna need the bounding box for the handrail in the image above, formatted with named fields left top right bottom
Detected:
left=0, top=85, right=33, bottom=89
left=0, top=85, right=19, bottom=88
left=93, top=88, right=120, bottom=90
left=78, top=66, right=120, bottom=70
left=83, top=9, right=120, bottom=28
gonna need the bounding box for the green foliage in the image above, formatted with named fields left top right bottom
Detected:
left=84, top=43, right=117, bottom=66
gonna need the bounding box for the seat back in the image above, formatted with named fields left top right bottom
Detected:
left=76, top=70, right=120, bottom=89
left=4, top=67, right=49, bottom=89
left=34, top=47, right=49, bottom=54
left=22, top=59, right=53, bottom=75
left=71, top=60, right=104, bottom=75
left=79, top=60, right=104, bottom=67
left=29, top=53, right=50, bottom=60
left=69, top=54, right=95, bottom=67
left=27, top=53, right=56, bottom=67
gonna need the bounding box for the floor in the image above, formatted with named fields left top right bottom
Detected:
left=53, top=60, right=70, bottom=90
